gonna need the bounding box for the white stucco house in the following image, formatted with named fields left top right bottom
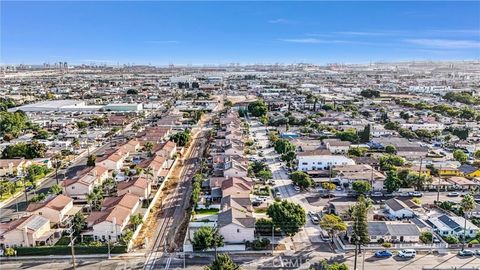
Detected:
left=384, top=198, right=415, bottom=220
left=297, top=150, right=355, bottom=171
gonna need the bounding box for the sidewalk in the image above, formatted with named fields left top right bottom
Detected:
left=0, top=252, right=147, bottom=262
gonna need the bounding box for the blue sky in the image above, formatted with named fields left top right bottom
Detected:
left=2, top=1, right=480, bottom=65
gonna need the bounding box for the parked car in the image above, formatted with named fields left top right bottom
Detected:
left=447, top=192, right=460, bottom=197
left=375, top=250, right=393, bottom=258
left=322, top=193, right=335, bottom=198
left=311, top=216, right=319, bottom=225
left=371, top=192, right=383, bottom=197
left=411, top=191, right=423, bottom=197
left=458, top=249, right=475, bottom=256
left=275, top=192, right=281, bottom=198
left=25, top=186, right=34, bottom=192
left=397, top=249, right=416, bottom=258
left=475, top=250, right=480, bottom=255
left=294, top=186, right=301, bottom=192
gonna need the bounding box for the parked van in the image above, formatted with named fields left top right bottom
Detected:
left=398, top=249, right=416, bottom=258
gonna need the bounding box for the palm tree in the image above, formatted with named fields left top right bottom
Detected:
left=130, top=213, right=143, bottom=230
left=143, top=142, right=154, bottom=156
left=52, top=153, right=63, bottom=185
left=102, top=178, right=116, bottom=196
left=50, top=183, right=63, bottom=195
left=144, top=167, right=154, bottom=186
left=461, top=194, right=475, bottom=250
left=87, top=187, right=104, bottom=211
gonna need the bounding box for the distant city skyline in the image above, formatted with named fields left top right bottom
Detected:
left=2, top=1, right=480, bottom=65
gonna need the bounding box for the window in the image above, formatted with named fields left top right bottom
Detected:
left=237, top=229, right=240, bottom=233
left=71, top=186, right=75, bottom=189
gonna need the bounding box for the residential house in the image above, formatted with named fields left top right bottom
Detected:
left=347, top=221, right=421, bottom=243
left=428, top=214, right=479, bottom=238
left=447, top=176, right=478, bottom=191
left=459, top=164, right=480, bottom=178
left=297, top=150, right=355, bottom=172
left=0, top=159, right=31, bottom=177
left=155, top=141, right=177, bottom=159
left=223, top=160, right=248, bottom=178
left=101, top=193, right=141, bottom=215
left=0, top=215, right=59, bottom=248
left=217, top=207, right=255, bottom=244
left=26, top=195, right=74, bottom=224
left=62, top=166, right=109, bottom=199
left=384, top=198, right=415, bottom=220
left=333, top=164, right=386, bottom=191
left=117, top=176, right=152, bottom=199
left=438, top=167, right=461, bottom=177
left=323, top=139, right=351, bottom=154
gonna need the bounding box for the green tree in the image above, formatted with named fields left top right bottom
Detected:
left=170, top=130, right=192, bottom=146
left=352, top=181, right=372, bottom=195
left=385, top=145, right=396, bottom=154
left=127, top=89, right=138, bottom=95
left=360, top=89, right=380, bottom=98
left=192, top=226, right=224, bottom=251
left=87, top=154, right=96, bottom=166
left=0, top=111, right=28, bottom=138
left=320, top=214, right=347, bottom=243
left=379, top=154, right=405, bottom=171
left=86, top=186, right=104, bottom=210
left=290, top=171, right=313, bottom=189
left=120, top=229, right=133, bottom=245
left=358, top=124, right=371, bottom=143
left=384, top=171, right=401, bottom=193
left=274, top=139, right=295, bottom=154
left=204, top=253, right=241, bottom=270
left=281, top=151, right=296, bottom=167
left=351, top=195, right=370, bottom=245
left=267, top=200, right=306, bottom=236
left=460, top=194, right=476, bottom=250
left=384, top=121, right=400, bottom=130
left=420, top=231, right=433, bottom=244
left=130, top=213, right=143, bottom=230
left=143, top=141, right=154, bottom=156
left=475, top=150, right=480, bottom=159
left=76, top=121, right=88, bottom=129
left=453, top=149, right=468, bottom=163
left=258, top=170, right=273, bottom=182
left=336, top=129, right=359, bottom=143
left=348, top=147, right=367, bottom=157
left=247, top=100, right=268, bottom=117
left=72, top=212, right=86, bottom=236
left=50, top=183, right=63, bottom=195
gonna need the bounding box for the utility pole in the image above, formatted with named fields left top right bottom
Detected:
left=272, top=223, right=275, bottom=254
left=437, top=177, right=441, bottom=204
left=69, top=223, right=77, bottom=270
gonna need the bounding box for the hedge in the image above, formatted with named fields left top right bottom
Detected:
left=15, top=245, right=127, bottom=256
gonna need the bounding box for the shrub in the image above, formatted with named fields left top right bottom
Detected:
left=420, top=232, right=433, bottom=244
left=251, top=238, right=270, bottom=250
left=382, top=242, right=392, bottom=248
left=469, top=239, right=479, bottom=244
left=443, top=235, right=459, bottom=244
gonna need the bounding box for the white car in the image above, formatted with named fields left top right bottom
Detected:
left=294, top=186, right=301, bottom=192
left=398, top=249, right=416, bottom=258
left=311, top=216, right=319, bottom=225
